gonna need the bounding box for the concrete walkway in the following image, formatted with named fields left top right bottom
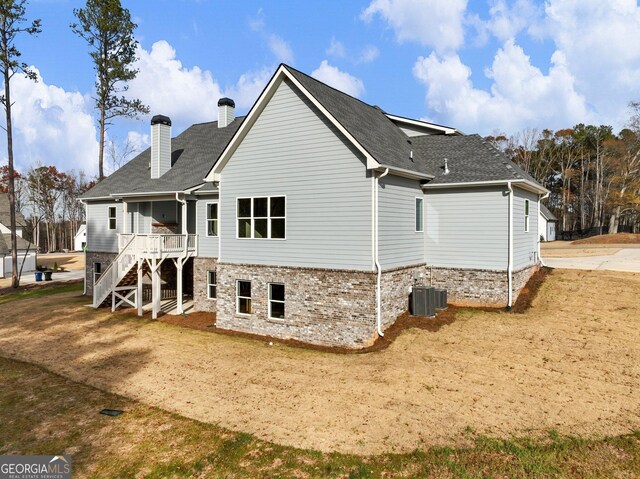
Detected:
left=543, top=247, right=640, bottom=272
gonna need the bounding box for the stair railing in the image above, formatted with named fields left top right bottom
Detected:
left=92, top=235, right=138, bottom=307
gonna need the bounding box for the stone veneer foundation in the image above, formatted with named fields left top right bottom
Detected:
left=425, top=264, right=539, bottom=307
left=216, top=262, right=378, bottom=348
left=193, top=257, right=218, bottom=312
left=84, top=251, right=118, bottom=296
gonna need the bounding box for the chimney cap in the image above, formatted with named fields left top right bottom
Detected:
left=151, top=115, right=171, bottom=126
left=218, top=97, right=235, bottom=108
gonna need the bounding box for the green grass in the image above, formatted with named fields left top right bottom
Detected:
left=0, top=356, right=638, bottom=479
left=0, top=282, right=83, bottom=305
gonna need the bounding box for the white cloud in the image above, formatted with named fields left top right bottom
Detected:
left=1, top=68, right=99, bottom=175
left=471, top=0, right=540, bottom=44
left=542, top=0, right=640, bottom=124
left=223, top=68, right=273, bottom=110
left=326, top=37, right=346, bottom=58
left=249, top=8, right=294, bottom=64
left=126, top=40, right=272, bottom=129
left=361, top=0, right=467, bottom=53
left=358, top=45, right=380, bottom=64
left=311, top=60, right=365, bottom=98
left=413, top=40, right=591, bottom=133
left=268, top=34, right=294, bottom=64
left=126, top=41, right=223, bottom=128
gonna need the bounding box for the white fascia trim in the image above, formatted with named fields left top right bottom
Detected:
left=423, top=179, right=548, bottom=194
left=111, top=191, right=181, bottom=198
left=205, top=65, right=379, bottom=183
left=385, top=114, right=460, bottom=135
left=377, top=165, right=433, bottom=181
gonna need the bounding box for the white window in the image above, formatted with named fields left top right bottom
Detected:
left=237, top=196, right=285, bottom=239
left=524, top=199, right=530, bottom=232
left=93, top=262, right=102, bottom=284
left=108, top=206, right=117, bottom=230
left=236, top=280, right=252, bottom=315
left=415, top=197, right=424, bottom=232
left=206, top=203, right=218, bottom=237
left=268, top=283, right=285, bottom=320
left=207, top=271, right=217, bottom=299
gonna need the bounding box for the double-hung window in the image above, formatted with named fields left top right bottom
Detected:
left=207, top=271, right=217, bottom=299
left=206, top=203, right=218, bottom=237
left=108, top=206, right=117, bottom=230
left=524, top=199, right=530, bottom=232
left=268, top=283, right=285, bottom=320
left=415, top=197, right=424, bottom=232
left=237, top=280, right=252, bottom=314
left=237, top=196, right=285, bottom=239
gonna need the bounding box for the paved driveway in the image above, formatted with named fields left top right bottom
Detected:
left=543, top=247, right=640, bottom=272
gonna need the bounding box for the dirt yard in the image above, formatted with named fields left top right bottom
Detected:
left=0, top=269, right=638, bottom=455
left=572, top=233, right=640, bottom=245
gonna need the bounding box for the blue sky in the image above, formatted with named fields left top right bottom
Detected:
left=4, top=0, right=640, bottom=176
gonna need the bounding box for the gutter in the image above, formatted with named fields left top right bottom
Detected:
left=423, top=178, right=548, bottom=195
left=507, top=181, right=513, bottom=309
left=374, top=168, right=389, bottom=337
left=538, top=191, right=550, bottom=268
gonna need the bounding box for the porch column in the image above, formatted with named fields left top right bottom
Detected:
left=137, top=258, right=143, bottom=317
left=181, top=196, right=188, bottom=234
left=122, top=201, right=128, bottom=234
left=176, top=258, right=183, bottom=315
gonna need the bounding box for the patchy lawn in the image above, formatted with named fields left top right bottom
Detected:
left=0, top=269, right=638, bottom=457
left=1, top=356, right=639, bottom=478
left=572, top=233, right=640, bottom=245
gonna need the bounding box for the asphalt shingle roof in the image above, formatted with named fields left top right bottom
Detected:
left=0, top=194, right=27, bottom=227
left=540, top=203, right=557, bottom=221
left=82, top=65, right=544, bottom=199
left=0, top=233, right=31, bottom=254
left=411, top=134, right=541, bottom=185
left=82, top=117, right=244, bottom=199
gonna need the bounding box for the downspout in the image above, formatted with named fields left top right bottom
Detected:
left=375, top=168, right=389, bottom=336
left=538, top=193, right=549, bottom=267
left=507, top=181, right=513, bottom=308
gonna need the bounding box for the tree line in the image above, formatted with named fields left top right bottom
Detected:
left=1, top=165, right=94, bottom=252
left=1, top=0, right=145, bottom=287
left=486, top=103, right=640, bottom=236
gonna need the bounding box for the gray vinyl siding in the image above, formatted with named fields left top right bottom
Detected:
left=378, top=174, right=424, bottom=269
left=220, top=79, right=372, bottom=270
left=513, top=187, right=540, bottom=269
left=86, top=200, right=121, bottom=253
left=151, top=201, right=178, bottom=225
left=196, top=195, right=219, bottom=258
left=424, top=187, right=508, bottom=270
left=137, top=202, right=151, bottom=234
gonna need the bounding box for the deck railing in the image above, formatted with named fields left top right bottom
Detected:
left=118, top=234, right=197, bottom=257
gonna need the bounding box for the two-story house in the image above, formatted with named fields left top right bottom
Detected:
left=81, top=64, right=547, bottom=348
left=0, top=194, right=36, bottom=278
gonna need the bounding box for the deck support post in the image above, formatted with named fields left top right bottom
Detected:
left=137, top=258, right=143, bottom=317
left=174, top=258, right=184, bottom=315
left=152, top=257, right=160, bottom=320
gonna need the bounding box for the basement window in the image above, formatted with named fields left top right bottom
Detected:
left=93, top=262, right=102, bottom=284
left=108, top=206, right=117, bottom=230
left=237, top=280, right=252, bottom=315
left=207, top=271, right=217, bottom=299
left=524, top=199, right=530, bottom=232
left=268, top=283, right=285, bottom=320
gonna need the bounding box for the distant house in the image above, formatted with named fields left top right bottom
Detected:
left=0, top=194, right=36, bottom=278
left=81, top=64, right=548, bottom=348
left=74, top=224, right=87, bottom=251
left=539, top=204, right=557, bottom=241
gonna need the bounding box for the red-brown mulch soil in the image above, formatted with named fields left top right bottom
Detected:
left=510, top=266, right=551, bottom=314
